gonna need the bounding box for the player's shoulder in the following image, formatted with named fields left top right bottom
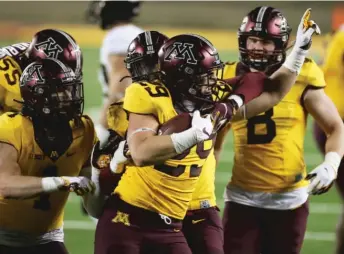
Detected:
left=124, top=80, right=171, bottom=115
left=0, top=55, right=23, bottom=91
left=0, top=55, right=22, bottom=70
left=108, top=100, right=128, bottom=137
left=0, top=42, right=30, bottom=60
left=0, top=113, right=27, bottom=148
left=297, top=57, right=325, bottom=88
left=0, top=112, right=25, bottom=128
left=221, top=61, right=241, bottom=80
left=128, top=80, right=170, bottom=99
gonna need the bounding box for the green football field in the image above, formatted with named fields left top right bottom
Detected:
left=16, top=45, right=343, bottom=254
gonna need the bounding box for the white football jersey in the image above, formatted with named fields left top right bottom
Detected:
left=99, top=24, right=144, bottom=100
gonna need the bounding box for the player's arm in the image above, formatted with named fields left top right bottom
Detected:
left=0, top=142, right=43, bottom=199
left=80, top=162, right=106, bottom=219
left=0, top=142, right=94, bottom=199
left=98, top=55, right=132, bottom=131
left=304, top=88, right=344, bottom=195
left=128, top=110, right=213, bottom=166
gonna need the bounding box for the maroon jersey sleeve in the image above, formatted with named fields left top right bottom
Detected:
left=225, top=72, right=267, bottom=104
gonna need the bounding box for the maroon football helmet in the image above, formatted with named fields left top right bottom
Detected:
left=125, top=31, right=169, bottom=81
left=26, top=29, right=83, bottom=79
left=158, top=34, right=228, bottom=113
left=20, top=58, right=84, bottom=120
left=238, top=6, right=291, bottom=71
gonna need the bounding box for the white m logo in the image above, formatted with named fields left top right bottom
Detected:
left=164, top=42, right=197, bottom=65
left=26, top=64, right=45, bottom=84
left=34, top=37, right=63, bottom=59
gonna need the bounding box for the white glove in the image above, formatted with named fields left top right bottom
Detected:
left=191, top=110, right=213, bottom=142
left=306, top=152, right=341, bottom=195
left=42, top=176, right=95, bottom=196
left=95, top=124, right=110, bottom=148
left=283, top=8, right=321, bottom=74
left=171, top=110, right=213, bottom=154
left=110, top=140, right=129, bottom=173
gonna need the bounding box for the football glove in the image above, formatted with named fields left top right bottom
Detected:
left=171, top=110, right=213, bottom=154
left=60, top=176, right=96, bottom=196
left=283, top=8, right=321, bottom=74
left=211, top=101, right=236, bottom=133
left=306, top=152, right=341, bottom=195
left=109, top=140, right=130, bottom=173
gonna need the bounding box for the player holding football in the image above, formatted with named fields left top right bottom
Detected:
left=0, top=58, right=96, bottom=254
left=312, top=24, right=344, bottom=254
left=86, top=0, right=143, bottom=144
left=91, top=13, right=320, bottom=251
left=0, top=29, right=82, bottom=114
left=83, top=31, right=169, bottom=221
left=213, top=7, right=344, bottom=254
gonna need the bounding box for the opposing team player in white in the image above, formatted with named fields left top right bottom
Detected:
left=86, top=0, right=143, bottom=144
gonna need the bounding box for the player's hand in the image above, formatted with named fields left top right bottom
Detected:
left=211, top=102, right=236, bottom=133
left=91, top=130, right=125, bottom=170
left=60, top=176, right=96, bottom=196
left=294, top=8, right=321, bottom=51
left=306, top=162, right=336, bottom=195
left=191, top=110, right=213, bottom=142
left=110, top=140, right=130, bottom=173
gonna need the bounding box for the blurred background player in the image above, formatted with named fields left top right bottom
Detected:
left=0, top=58, right=96, bottom=254
left=312, top=24, right=344, bottom=254
left=0, top=29, right=83, bottom=114
left=86, top=0, right=143, bottom=144
left=213, top=7, right=343, bottom=254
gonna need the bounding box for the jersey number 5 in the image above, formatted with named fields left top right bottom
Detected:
left=0, top=58, right=21, bottom=86
left=33, top=166, right=58, bottom=211
left=246, top=108, right=276, bottom=144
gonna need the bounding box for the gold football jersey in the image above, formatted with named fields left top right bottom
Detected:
left=116, top=81, right=214, bottom=219
left=0, top=56, right=23, bottom=113
left=188, top=150, right=217, bottom=210
left=322, top=31, right=344, bottom=118
left=107, top=100, right=128, bottom=138
left=223, top=59, right=326, bottom=192
left=0, top=113, right=96, bottom=234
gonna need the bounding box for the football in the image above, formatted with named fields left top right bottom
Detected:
left=158, top=112, right=192, bottom=135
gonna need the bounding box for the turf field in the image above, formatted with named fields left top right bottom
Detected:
left=24, top=46, right=344, bottom=253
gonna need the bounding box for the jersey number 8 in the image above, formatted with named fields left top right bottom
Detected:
left=246, top=108, right=276, bottom=144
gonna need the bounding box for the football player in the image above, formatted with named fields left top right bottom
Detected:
left=0, top=29, right=82, bottom=114
left=92, top=24, right=316, bottom=253
left=0, top=58, right=96, bottom=253
left=86, top=0, right=143, bottom=144
left=83, top=31, right=169, bottom=222
left=312, top=24, right=344, bottom=254
left=213, top=7, right=344, bottom=254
